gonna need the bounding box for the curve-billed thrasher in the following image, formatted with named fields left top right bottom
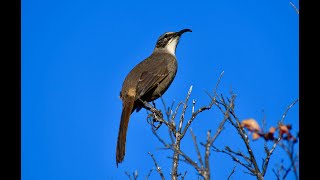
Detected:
left=116, top=29, right=192, bottom=166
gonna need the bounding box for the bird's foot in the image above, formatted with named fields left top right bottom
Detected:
left=152, top=121, right=162, bottom=130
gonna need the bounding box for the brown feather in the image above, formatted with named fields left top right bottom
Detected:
left=115, top=29, right=190, bottom=167
left=116, top=96, right=134, bottom=167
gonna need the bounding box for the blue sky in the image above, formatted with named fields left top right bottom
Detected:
left=22, top=0, right=299, bottom=179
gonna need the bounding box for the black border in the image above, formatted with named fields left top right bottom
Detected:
left=299, top=0, right=312, bottom=179
left=5, top=0, right=21, bottom=179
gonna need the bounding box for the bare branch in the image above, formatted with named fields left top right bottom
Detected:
left=133, top=170, right=138, bottom=180
left=148, top=152, right=165, bottom=180
left=215, top=93, right=264, bottom=179
left=278, top=139, right=299, bottom=180
left=125, top=172, right=132, bottom=180
left=272, top=168, right=281, bottom=180
left=143, top=100, right=169, bottom=126
left=171, top=136, right=181, bottom=179
left=262, top=137, right=281, bottom=176
left=181, top=105, right=211, bottom=138
left=230, top=111, right=263, bottom=178
left=181, top=171, right=187, bottom=180
left=145, top=168, right=153, bottom=180
left=192, top=99, right=196, bottom=114
left=172, top=86, right=194, bottom=180
left=171, top=102, right=183, bottom=122
left=280, top=98, right=299, bottom=124
left=143, top=100, right=177, bottom=135
left=167, top=148, right=202, bottom=174
left=261, top=110, right=267, bottom=133
left=168, top=125, right=175, bottom=145
left=283, top=154, right=299, bottom=180
left=141, top=67, right=299, bottom=180
left=209, top=103, right=230, bottom=145
left=262, top=98, right=299, bottom=176
left=125, top=170, right=138, bottom=180
left=224, top=146, right=251, bottom=164
left=178, top=86, right=193, bottom=133
left=190, top=128, right=204, bottom=168
left=289, top=2, right=299, bottom=15
left=181, top=88, right=220, bottom=139
left=213, top=146, right=254, bottom=174
left=203, top=130, right=211, bottom=179
left=227, top=163, right=238, bottom=180
left=160, top=96, right=170, bottom=120
left=213, top=71, right=225, bottom=98
left=151, top=126, right=171, bottom=148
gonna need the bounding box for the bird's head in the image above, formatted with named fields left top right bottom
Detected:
left=155, top=29, right=192, bottom=55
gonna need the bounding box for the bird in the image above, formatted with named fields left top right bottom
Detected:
left=116, top=29, right=192, bottom=167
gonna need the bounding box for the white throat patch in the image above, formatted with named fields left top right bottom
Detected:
left=165, top=38, right=179, bottom=56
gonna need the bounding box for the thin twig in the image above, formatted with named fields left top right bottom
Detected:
left=215, top=93, right=264, bottom=179
left=261, top=110, right=267, bottom=133
left=125, top=170, right=138, bottom=180
left=230, top=109, right=263, bottom=179
left=262, top=137, right=281, bottom=176
left=147, top=73, right=228, bottom=180
left=125, top=172, right=132, bottom=180
left=172, top=86, right=193, bottom=180
left=290, top=2, right=299, bottom=15
left=151, top=126, right=170, bottom=148
left=143, top=100, right=177, bottom=134
left=224, top=146, right=251, bottom=164
left=190, top=128, right=204, bottom=168
left=262, top=98, right=299, bottom=176
left=283, top=154, right=299, bottom=179
left=181, top=171, right=187, bottom=180
left=171, top=102, right=183, bottom=122
left=192, top=99, right=196, bottom=114
left=280, top=98, right=299, bottom=124
left=178, top=86, right=193, bottom=133
left=181, top=105, right=211, bottom=138
left=145, top=168, right=153, bottom=180
left=203, top=130, right=211, bottom=179
left=167, top=148, right=202, bottom=174
left=160, top=96, right=171, bottom=120
left=133, top=170, right=138, bottom=180
left=209, top=104, right=230, bottom=145
left=278, top=140, right=299, bottom=180
left=213, top=146, right=254, bottom=173
left=148, top=152, right=165, bottom=180
left=272, top=168, right=281, bottom=180
left=213, top=71, right=225, bottom=98
left=227, top=163, right=238, bottom=180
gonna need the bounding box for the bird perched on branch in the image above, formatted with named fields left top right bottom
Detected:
left=116, top=29, right=192, bottom=166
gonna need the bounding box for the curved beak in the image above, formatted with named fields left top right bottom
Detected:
left=177, top=29, right=192, bottom=36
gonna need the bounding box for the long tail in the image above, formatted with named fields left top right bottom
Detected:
left=116, top=96, right=134, bottom=167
